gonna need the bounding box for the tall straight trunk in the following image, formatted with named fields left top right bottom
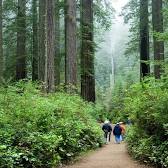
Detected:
left=81, top=0, right=95, bottom=102
left=16, top=0, right=26, bottom=80
left=140, top=0, right=150, bottom=78
left=0, top=0, right=3, bottom=82
left=65, top=0, right=77, bottom=90
left=32, top=0, right=38, bottom=81
left=152, top=0, right=164, bottom=79
left=38, top=0, right=46, bottom=82
left=45, top=0, right=55, bottom=93
left=55, top=0, right=61, bottom=86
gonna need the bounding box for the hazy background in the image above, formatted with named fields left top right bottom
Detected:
left=95, top=0, right=139, bottom=108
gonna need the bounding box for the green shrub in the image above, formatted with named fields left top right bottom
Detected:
left=0, top=82, right=103, bottom=167
left=116, top=77, right=168, bottom=167
left=126, top=126, right=153, bottom=162
left=149, top=141, right=168, bottom=167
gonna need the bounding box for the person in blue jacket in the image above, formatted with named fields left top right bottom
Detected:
left=113, top=123, right=122, bottom=144
left=102, top=120, right=112, bottom=144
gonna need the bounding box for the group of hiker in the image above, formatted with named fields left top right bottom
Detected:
left=102, top=120, right=126, bottom=144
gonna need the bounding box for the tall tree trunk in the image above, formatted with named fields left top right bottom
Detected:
left=140, top=0, right=150, bottom=78
left=65, top=0, right=77, bottom=91
left=55, top=0, right=61, bottom=86
left=16, top=0, right=26, bottom=80
left=81, top=0, right=95, bottom=102
left=0, top=0, right=3, bottom=82
left=45, top=0, right=55, bottom=93
left=38, top=0, right=46, bottom=82
left=152, top=0, right=164, bottom=79
left=32, top=0, right=38, bottom=81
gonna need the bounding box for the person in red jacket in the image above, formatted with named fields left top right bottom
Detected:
left=119, top=122, right=126, bottom=141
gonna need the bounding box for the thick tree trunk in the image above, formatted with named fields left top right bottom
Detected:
left=45, top=0, right=55, bottom=93
left=55, top=0, right=61, bottom=86
left=32, top=0, right=38, bottom=81
left=0, top=0, right=3, bottom=82
left=65, top=0, right=77, bottom=90
left=152, top=0, right=164, bottom=79
left=140, top=0, right=150, bottom=78
left=16, top=0, right=26, bottom=80
left=81, top=0, right=95, bottom=102
left=38, top=0, right=46, bottom=82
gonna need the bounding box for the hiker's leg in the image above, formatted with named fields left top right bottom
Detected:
left=104, top=132, right=108, bottom=143
left=120, top=135, right=123, bottom=141
left=116, top=135, right=120, bottom=143
left=109, top=132, right=111, bottom=142
left=106, top=133, right=109, bottom=143
left=115, top=135, right=118, bottom=143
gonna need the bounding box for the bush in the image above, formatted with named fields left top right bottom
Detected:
left=126, top=126, right=154, bottom=162
left=117, top=77, right=168, bottom=167
left=0, top=82, right=103, bottom=168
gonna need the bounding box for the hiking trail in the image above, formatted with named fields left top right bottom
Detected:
left=61, top=140, right=152, bottom=168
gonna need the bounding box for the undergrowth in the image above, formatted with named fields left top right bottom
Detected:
left=0, top=81, right=103, bottom=168
left=121, top=77, right=168, bottom=167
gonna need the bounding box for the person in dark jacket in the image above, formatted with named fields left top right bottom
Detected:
left=102, top=120, right=112, bottom=144
left=113, top=123, right=122, bottom=144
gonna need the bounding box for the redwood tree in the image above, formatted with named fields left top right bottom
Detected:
left=81, top=0, right=95, bottom=102
left=140, top=0, right=150, bottom=78
left=152, top=0, right=164, bottom=79
left=0, top=0, right=3, bottom=82
left=65, top=0, right=77, bottom=90
left=32, top=0, right=38, bottom=81
left=45, top=0, right=55, bottom=93
left=16, top=0, right=26, bottom=80
left=38, top=0, right=46, bottom=82
left=55, top=0, right=61, bottom=86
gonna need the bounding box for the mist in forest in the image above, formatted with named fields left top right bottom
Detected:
left=95, top=0, right=130, bottom=93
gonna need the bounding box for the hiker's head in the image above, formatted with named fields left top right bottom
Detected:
left=104, top=120, right=109, bottom=124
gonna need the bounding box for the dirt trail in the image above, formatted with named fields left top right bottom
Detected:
left=61, top=140, right=152, bottom=168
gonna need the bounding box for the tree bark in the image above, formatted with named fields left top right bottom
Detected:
left=140, top=0, right=150, bottom=78
left=45, top=0, right=55, bottom=93
left=16, top=0, right=26, bottom=80
left=152, top=0, right=164, bottom=79
left=65, top=0, right=77, bottom=91
left=38, top=0, right=46, bottom=82
left=55, top=0, right=61, bottom=86
left=81, top=0, right=95, bottom=102
left=0, top=0, right=3, bottom=82
left=32, top=0, right=38, bottom=81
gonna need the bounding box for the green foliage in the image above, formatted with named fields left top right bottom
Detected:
left=126, top=126, right=154, bottom=161
left=0, top=82, right=103, bottom=168
left=154, top=32, right=168, bottom=41
left=93, top=0, right=114, bottom=30
left=121, top=0, right=140, bottom=57
left=121, top=77, right=168, bottom=167
left=108, top=84, right=126, bottom=123
left=108, top=77, right=137, bottom=123
left=126, top=126, right=168, bottom=167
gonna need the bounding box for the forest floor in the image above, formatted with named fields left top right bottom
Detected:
left=61, top=138, right=153, bottom=168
